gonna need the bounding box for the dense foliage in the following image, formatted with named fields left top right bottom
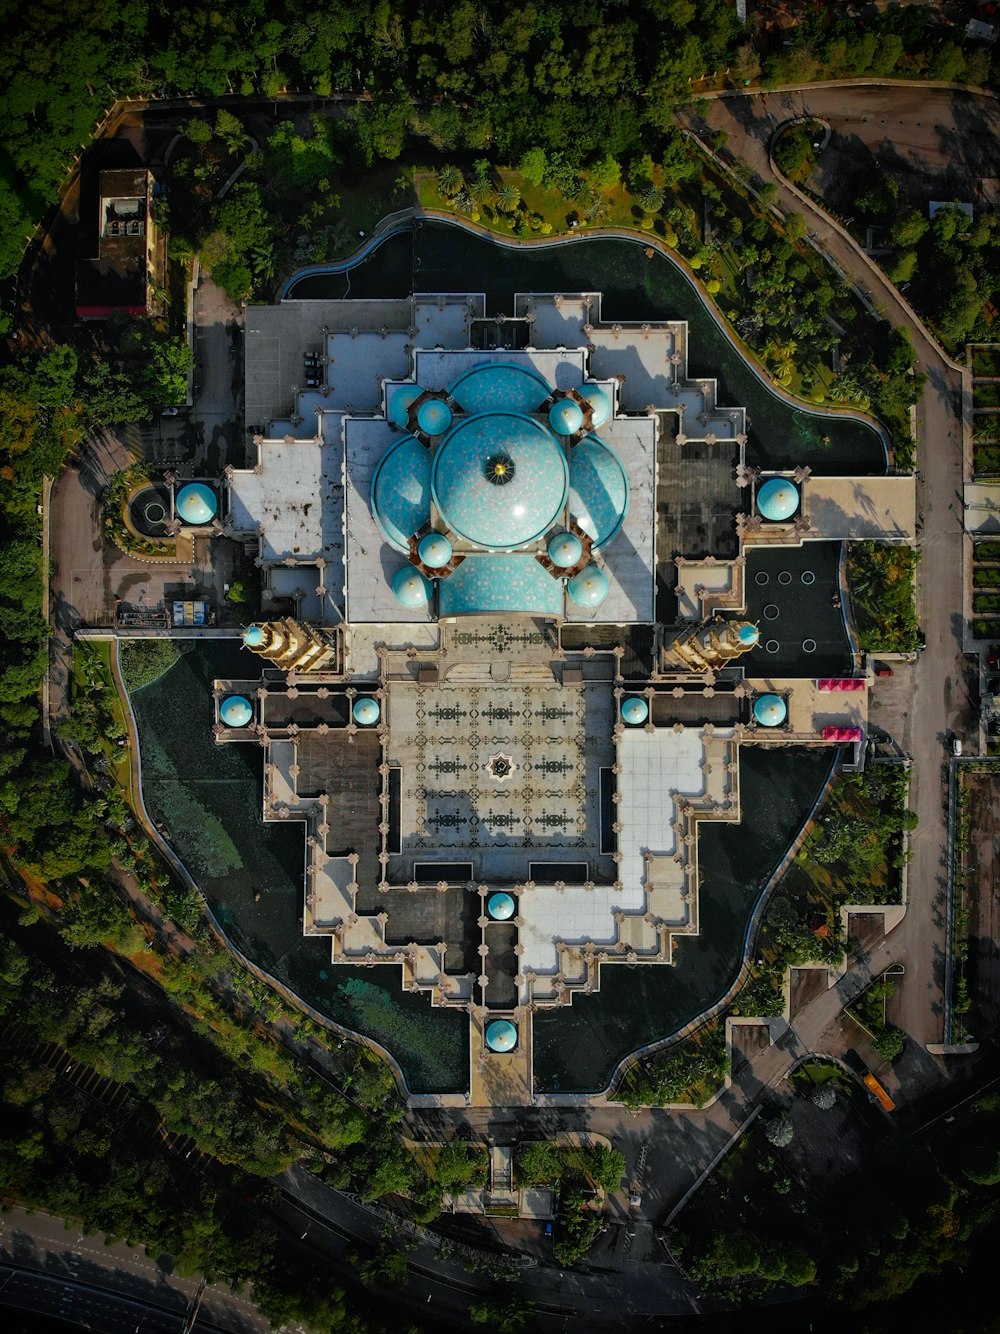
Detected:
left=848, top=541, right=921, bottom=653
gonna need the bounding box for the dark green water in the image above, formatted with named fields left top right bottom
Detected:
left=532, top=745, right=837, bottom=1092
left=288, top=222, right=886, bottom=475
left=126, top=640, right=468, bottom=1092
left=741, top=542, right=853, bottom=679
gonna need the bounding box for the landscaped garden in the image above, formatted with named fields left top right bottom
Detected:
left=973, top=541, right=1000, bottom=642
left=514, top=1141, right=626, bottom=1266
left=847, top=541, right=920, bottom=653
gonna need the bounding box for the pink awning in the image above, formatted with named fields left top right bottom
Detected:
left=817, top=678, right=865, bottom=692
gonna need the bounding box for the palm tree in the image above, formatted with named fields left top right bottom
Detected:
left=496, top=182, right=521, bottom=214
left=639, top=185, right=664, bottom=214
left=468, top=175, right=493, bottom=205
left=437, top=165, right=464, bottom=198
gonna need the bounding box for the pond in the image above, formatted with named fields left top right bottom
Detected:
left=286, top=221, right=886, bottom=476
left=126, top=639, right=469, bottom=1093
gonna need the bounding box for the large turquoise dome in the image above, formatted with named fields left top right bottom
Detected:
left=176, top=483, right=217, bottom=526
left=757, top=477, right=800, bottom=522
left=567, top=563, right=609, bottom=608
left=449, top=364, right=550, bottom=415
left=569, top=436, right=629, bottom=548
left=220, top=694, right=253, bottom=727
left=431, top=412, right=567, bottom=550
left=371, top=436, right=431, bottom=550
left=243, top=625, right=266, bottom=648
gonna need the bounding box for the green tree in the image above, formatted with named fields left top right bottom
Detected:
left=496, top=182, right=521, bottom=213
left=470, top=1291, right=534, bottom=1332
left=890, top=207, right=928, bottom=248
left=518, top=147, right=547, bottom=187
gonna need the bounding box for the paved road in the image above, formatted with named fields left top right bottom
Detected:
left=690, top=87, right=969, bottom=1065
left=0, top=1207, right=272, bottom=1333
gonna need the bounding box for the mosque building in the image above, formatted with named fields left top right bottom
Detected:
left=207, top=273, right=916, bottom=1103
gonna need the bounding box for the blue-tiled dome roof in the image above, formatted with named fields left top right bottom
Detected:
left=371, top=436, right=431, bottom=551
left=549, top=397, right=584, bottom=436
left=737, top=623, right=759, bottom=647
left=621, top=696, right=649, bottom=725
left=757, top=477, right=800, bottom=522
left=353, top=696, right=381, bottom=725
left=220, top=694, right=253, bottom=727
left=448, top=364, right=550, bottom=415
left=581, top=382, right=611, bottom=426
left=567, top=563, right=609, bottom=608
left=243, top=625, right=266, bottom=648
left=753, top=693, right=788, bottom=727
left=388, top=384, right=422, bottom=428
left=391, top=566, right=432, bottom=607
left=485, top=1019, right=518, bottom=1052
left=569, top=435, right=629, bottom=548
left=416, top=398, right=452, bottom=436
left=176, top=483, right=217, bottom=526
left=487, top=892, right=516, bottom=920
left=547, top=530, right=583, bottom=568
left=418, top=532, right=453, bottom=568
left=431, top=412, right=567, bottom=550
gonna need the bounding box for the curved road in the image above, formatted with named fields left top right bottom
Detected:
left=685, top=85, right=971, bottom=1071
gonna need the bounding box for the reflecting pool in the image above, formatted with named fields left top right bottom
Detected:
left=126, top=640, right=468, bottom=1092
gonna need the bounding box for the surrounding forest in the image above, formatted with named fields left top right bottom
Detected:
left=3, top=0, right=1000, bottom=301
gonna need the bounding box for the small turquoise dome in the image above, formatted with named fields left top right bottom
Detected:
left=371, top=436, right=431, bottom=550
left=581, top=382, right=611, bottom=427
left=757, top=477, right=800, bottom=522
left=487, top=892, right=516, bottom=921
left=569, top=435, right=629, bottom=548
left=392, top=566, right=432, bottom=608
left=549, top=397, right=584, bottom=436
left=754, top=693, right=788, bottom=727
left=485, top=1019, right=518, bottom=1053
left=418, top=532, right=453, bottom=569
left=243, top=625, right=266, bottom=648
left=621, top=696, right=649, bottom=726
left=548, top=530, right=583, bottom=568
left=416, top=398, right=452, bottom=436
left=567, top=563, right=609, bottom=608
left=220, top=694, right=253, bottom=727
left=353, top=697, right=381, bottom=726
left=389, top=384, right=423, bottom=428
left=737, top=623, right=759, bottom=648
left=176, top=482, right=217, bottom=526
